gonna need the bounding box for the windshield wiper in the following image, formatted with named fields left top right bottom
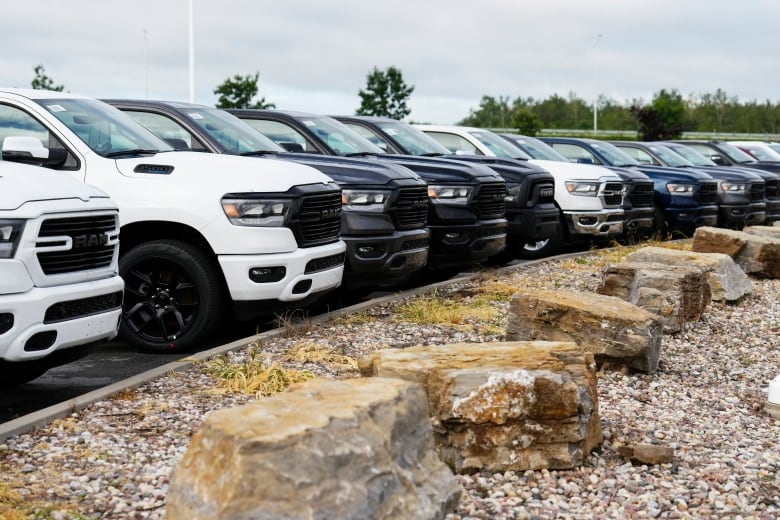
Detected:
left=421, top=152, right=444, bottom=157
left=345, top=152, right=378, bottom=157
left=240, top=150, right=278, bottom=156
left=103, top=149, right=159, bottom=157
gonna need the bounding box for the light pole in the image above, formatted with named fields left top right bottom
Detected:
left=188, top=0, right=195, bottom=103
left=593, top=33, right=602, bottom=132
left=143, top=29, right=149, bottom=99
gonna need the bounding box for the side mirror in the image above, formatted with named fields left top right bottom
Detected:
left=710, top=153, right=726, bottom=166
left=576, top=157, right=595, bottom=164
left=280, top=142, right=305, bottom=153
left=2, top=136, right=67, bottom=166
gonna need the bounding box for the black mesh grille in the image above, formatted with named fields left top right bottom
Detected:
left=394, top=186, right=428, bottom=229
left=401, top=238, right=430, bottom=251
left=476, top=182, right=506, bottom=218
left=749, top=183, right=766, bottom=202
left=628, top=182, right=654, bottom=207
left=765, top=178, right=779, bottom=199
left=37, top=215, right=117, bottom=275
left=293, top=192, right=342, bottom=247
left=304, top=252, right=345, bottom=274
left=44, top=291, right=123, bottom=324
left=698, top=182, right=718, bottom=205
left=603, top=182, right=624, bottom=206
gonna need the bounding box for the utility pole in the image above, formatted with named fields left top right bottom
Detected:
left=593, top=33, right=602, bottom=132
left=189, top=0, right=195, bottom=103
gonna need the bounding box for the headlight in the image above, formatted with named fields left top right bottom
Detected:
left=221, top=198, right=292, bottom=226
left=428, top=184, right=472, bottom=205
left=341, top=189, right=391, bottom=212
left=720, top=182, right=746, bottom=193
left=0, top=220, right=24, bottom=259
left=565, top=181, right=599, bottom=197
left=666, top=183, right=696, bottom=195
left=505, top=182, right=521, bottom=203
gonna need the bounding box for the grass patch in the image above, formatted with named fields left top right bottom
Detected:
left=285, top=342, right=358, bottom=369
left=204, top=343, right=314, bottom=398
left=392, top=290, right=502, bottom=335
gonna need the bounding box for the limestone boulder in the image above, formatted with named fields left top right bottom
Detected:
left=626, top=246, right=752, bottom=301
left=166, top=378, right=461, bottom=520
left=692, top=226, right=780, bottom=278
left=597, top=261, right=710, bottom=333
left=359, top=341, right=602, bottom=473
left=743, top=225, right=780, bottom=240
left=506, top=289, right=663, bottom=372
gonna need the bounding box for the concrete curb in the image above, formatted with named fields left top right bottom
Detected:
left=0, top=252, right=587, bottom=442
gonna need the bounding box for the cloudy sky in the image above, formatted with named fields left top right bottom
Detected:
left=3, top=1, right=778, bottom=124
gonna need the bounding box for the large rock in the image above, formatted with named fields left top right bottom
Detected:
left=166, top=378, right=461, bottom=520
left=597, top=261, right=711, bottom=334
left=743, top=225, right=780, bottom=240
left=692, top=226, right=780, bottom=278
left=506, top=290, right=663, bottom=372
left=626, top=246, right=752, bottom=301
left=359, top=341, right=602, bottom=473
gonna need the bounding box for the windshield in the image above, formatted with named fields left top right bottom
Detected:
left=298, top=116, right=385, bottom=156
left=38, top=98, right=171, bottom=156
left=511, top=136, right=570, bottom=161
left=468, top=131, right=531, bottom=159
left=589, top=141, right=638, bottom=167
left=184, top=107, right=283, bottom=155
left=375, top=121, right=451, bottom=155
left=766, top=143, right=780, bottom=156
left=717, top=142, right=757, bottom=164
left=646, top=144, right=694, bottom=167
left=665, top=144, right=715, bottom=166
left=739, top=145, right=780, bottom=161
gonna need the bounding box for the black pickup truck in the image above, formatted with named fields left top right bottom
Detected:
left=227, top=109, right=510, bottom=273
left=332, top=115, right=560, bottom=261
left=105, top=100, right=431, bottom=292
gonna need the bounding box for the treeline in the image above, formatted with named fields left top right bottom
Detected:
left=458, top=89, right=780, bottom=137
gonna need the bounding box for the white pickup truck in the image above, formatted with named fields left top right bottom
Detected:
left=0, top=88, right=346, bottom=353
left=0, top=161, right=124, bottom=385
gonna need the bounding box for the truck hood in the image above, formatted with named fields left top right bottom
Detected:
left=271, top=153, right=423, bottom=187
left=434, top=155, right=553, bottom=183
left=527, top=159, right=621, bottom=181
left=113, top=151, right=334, bottom=191
left=631, top=164, right=716, bottom=183
left=0, top=162, right=109, bottom=210
left=373, top=154, right=504, bottom=184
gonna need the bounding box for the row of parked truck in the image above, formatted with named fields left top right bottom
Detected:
left=3, top=87, right=778, bottom=384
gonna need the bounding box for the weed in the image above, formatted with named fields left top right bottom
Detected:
left=392, top=291, right=501, bottom=327
left=286, top=342, right=358, bottom=368
left=275, top=308, right=316, bottom=338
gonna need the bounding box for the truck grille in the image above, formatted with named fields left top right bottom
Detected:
left=629, top=182, right=654, bottom=207
left=602, top=182, right=624, bottom=207
left=698, top=182, right=718, bottom=205
left=476, top=182, right=507, bottom=218
left=749, top=183, right=766, bottom=202
left=292, top=192, right=342, bottom=247
left=765, top=178, right=779, bottom=200
left=394, top=186, right=428, bottom=229
left=37, top=215, right=118, bottom=275
left=44, top=291, right=123, bottom=324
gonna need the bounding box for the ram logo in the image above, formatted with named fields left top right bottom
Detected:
left=72, top=232, right=111, bottom=249
left=410, top=199, right=428, bottom=209
left=320, top=208, right=341, bottom=220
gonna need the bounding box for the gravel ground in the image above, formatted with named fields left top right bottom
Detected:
left=0, top=248, right=778, bottom=519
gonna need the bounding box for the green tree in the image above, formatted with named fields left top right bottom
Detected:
left=511, top=106, right=543, bottom=136
left=31, top=64, right=64, bottom=91
left=214, top=72, right=275, bottom=109
left=458, top=95, right=513, bottom=127
left=631, top=89, right=687, bottom=141
left=356, top=66, right=414, bottom=119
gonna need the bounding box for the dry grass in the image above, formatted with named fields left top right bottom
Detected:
left=0, top=483, right=24, bottom=519
left=392, top=290, right=502, bottom=335
left=285, top=342, right=358, bottom=369
left=204, top=343, right=314, bottom=398
left=275, top=308, right=317, bottom=338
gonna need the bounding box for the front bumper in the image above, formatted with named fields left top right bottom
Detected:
left=665, top=204, right=719, bottom=234
left=563, top=209, right=624, bottom=237
left=719, top=202, right=766, bottom=228
left=429, top=219, right=508, bottom=269
left=342, top=228, right=431, bottom=289
left=506, top=205, right=561, bottom=244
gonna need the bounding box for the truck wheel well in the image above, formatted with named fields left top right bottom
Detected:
left=119, top=221, right=216, bottom=257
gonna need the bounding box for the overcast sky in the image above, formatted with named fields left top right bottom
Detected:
left=3, top=1, right=778, bottom=124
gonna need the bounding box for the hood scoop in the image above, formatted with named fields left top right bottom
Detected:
left=134, top=164, right=174, bottom=175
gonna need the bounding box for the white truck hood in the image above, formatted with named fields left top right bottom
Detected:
left=527, top=159, right=620, bottom=181
left=0, top=162, right=108, bottom=211
left=113, top=151, right=335, bottom=191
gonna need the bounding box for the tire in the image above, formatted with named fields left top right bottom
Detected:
left=652, top=204, right=670, bottom=240
left=119, top=240, right=225, bottom=353
left=519, top=220, right=564, bottom=260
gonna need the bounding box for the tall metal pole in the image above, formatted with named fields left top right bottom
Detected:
left=593, top=34, right=602, bottom=132
left=144, top=29, right=149, bottom=99
left=188, top=0, right=195, bottom=103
